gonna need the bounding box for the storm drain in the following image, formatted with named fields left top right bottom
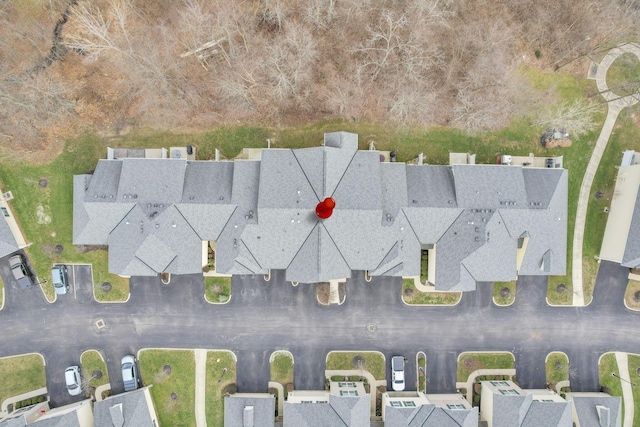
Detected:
left=95, top=319, right=106, bottom=330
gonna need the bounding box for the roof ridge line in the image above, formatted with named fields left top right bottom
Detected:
left=285, top=221, right=320, bottom=272
left=292, top=149, right=322, bottom=202
left=329, top=149, right=358, bottom=198
left=172, top=204, right=203, bottom=240
left=319, top=222, right=351, bottom=272
left=239, top=238, right=263, bottom=271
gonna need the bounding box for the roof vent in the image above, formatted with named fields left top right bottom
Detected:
left=109, top=403, right=124, bottom=427
left=243, top=405, right=254, bottom=427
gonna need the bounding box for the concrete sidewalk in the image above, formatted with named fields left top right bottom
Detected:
left=195, top=349, right=206, bottom=427
left=615, top=352, right=635, bottom=427
left=572, top=43, right=640, bottom=306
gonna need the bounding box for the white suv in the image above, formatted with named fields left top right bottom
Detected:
left=391, top=356, right=405, bottom=391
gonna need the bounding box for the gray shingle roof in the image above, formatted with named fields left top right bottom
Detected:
left=622, top=187, right=640, bottom=268
left=0, top=215, right=19, bottom=258
left=93, top=388, right=156, bottom=427
left=224, top=395, right=275, bottom=427
left=73, top=132, right=567, bottom=289
left=0, top=417, right=27, bottom=427
left=283, top=394, right=369, bottom=427
left=492, top=394, right=572, bottom=427
left=568, top=394, right=622, bottom=427
left=30, top=411, right=80, bottom=427
left=385, top=404, right=479, bottom=426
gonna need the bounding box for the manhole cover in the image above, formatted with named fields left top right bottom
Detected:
left=163, top=365, right=172, bottom=375
left=92, top=370, right=103, bottom=379
left=54, top=245, right=64, bottom=254
left=101, top=282, right=112, bottom=292
left=500, top=287, right=510, bottom=297
left=38, top=178, right=48, bottom=188
left=170, top=392, right=177, bottom=400
left=634, top=291, right=640, bottom=302
left=366, top=324, right=377, bottom=333
left=556, top=283, right=566, bottom=293
left=95, top=319, right=106, bottom=330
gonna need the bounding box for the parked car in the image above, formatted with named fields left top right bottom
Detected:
left=9, top=254, right=34, bottom=289
left=51, top=265, right=69, bottom=295
left=391, top=356, right=405, bottom=391
left=65, top=366, right=82, bottom=396
left=121, top=355, right=139, bottom=391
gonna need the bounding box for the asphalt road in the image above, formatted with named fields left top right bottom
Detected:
left=0, top=251, right=638, bottom=408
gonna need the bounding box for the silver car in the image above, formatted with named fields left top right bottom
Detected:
left=51, top=265, right=69, bottom=295
left=65, top=366, right=82, bottom=396
left=9, top=255, right=34, bottom=289
left=121, top=355, right=139, bottom=391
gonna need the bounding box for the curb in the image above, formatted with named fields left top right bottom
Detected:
left=269, top=350, right=294, bottom=364
left=92, top=266, right=131, bottom=304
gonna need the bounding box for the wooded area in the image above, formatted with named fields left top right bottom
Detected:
left=0, top=0, right=638, bottom=153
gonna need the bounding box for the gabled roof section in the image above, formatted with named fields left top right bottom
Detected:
left=258, top=150, right=318, bottom=209
left=116, top=159, right=186, bottom=217
left=384, top=404, right=478, bottom=427
left=380, top=163, right=407, bottom=224
left=522, top=168, right=565, bottom=209
left=286, top=223, right=351, bottom=283
left=283, top=394, right=369, bottom=427
left=569, top=394, right=622, bottom=427
left=85, top=160, right=123, bottom=201
left=406, top=165, right=457, bottom=208
left=94, top=388, right=157, bottom=427
left=332, top=151, right=382, bottom=210
left=453, top=165, right=527, bottom=209
left=223, top=395, right=275, bottom=427
left=521, top=400, right=572, bottom=427
left=622, top=187, right=640, bottom=267
left=181, top=161, right=233, bottom=204
left=0, top=217, right=19, bottom=259
left=293, top=147, right=325, bottom=200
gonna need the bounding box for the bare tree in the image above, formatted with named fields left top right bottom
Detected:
left=532, top=99, right=601, bottom=137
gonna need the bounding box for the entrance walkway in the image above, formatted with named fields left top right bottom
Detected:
left=572, top=43, right=640, bottom=306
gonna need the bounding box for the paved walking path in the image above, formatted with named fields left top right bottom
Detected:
left=194, top=349, right=207, bottom=427
left=572, top=43, right=640, bottom=306
left=615, top=352, right=635, bottom=427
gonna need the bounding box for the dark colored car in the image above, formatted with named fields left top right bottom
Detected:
left=9, top=254, right=34, bottom=289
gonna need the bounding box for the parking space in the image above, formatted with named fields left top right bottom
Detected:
left=0, top=250, right=47, bottom=311
left=54, top=264, right=94, bottom=305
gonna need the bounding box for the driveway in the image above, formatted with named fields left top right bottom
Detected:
left=0, top=260, right=636, bottom=405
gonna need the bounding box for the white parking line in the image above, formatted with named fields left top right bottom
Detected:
left=72, top=265, right=78, bottom=300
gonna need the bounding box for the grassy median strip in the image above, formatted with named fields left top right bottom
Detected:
left=598, top=353, right=624, bottom=415
left=457, top=352, right=515, bottom=382
left=402, top=279, right=462, bottom=305
left=0, top=354, right=46, bottom=404
left=204, top=276, right=231, bottom=304
left=625, top=280, right=640, bottom=310
left=270, top=352, right=294, bottom=392
left=493, top=281, right=516, bottom=306
left=205, top=350, right=237, bottom=427
left=627, top=354, right=640, bottom=426
left=326, top=351, right=385, bottom=380
left=545, top=352, right=569, bottom=388
left=80, top=350, right=109, bottom=391
left=139, top=349, right=196, bottom=427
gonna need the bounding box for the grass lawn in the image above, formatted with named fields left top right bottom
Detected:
left=627, top=354, right=640, bottom=426
left=598, top=353, right=624, bottom=416
left=80, top=350, right=109, bottom=390
left=493, top=281, right=516, bottom=306
left=326, top=351, right=386, bottom=380
left=545, top=352, right=569, bottom=387
left=0, top=354, right=46, bottom=404
left=457, top=352, right=515, bottom=382
left=204, top=276, right=231, bottom=304
left=625, top=280, right=640, bottom=310
left=402, top=279, right=462, bottom=305
left=139, top=349, right=196, bottom=427
left=270, top=352, right=294, bottom=389
left=205, top=350, right=237, bottom=427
